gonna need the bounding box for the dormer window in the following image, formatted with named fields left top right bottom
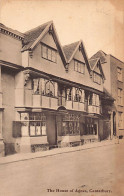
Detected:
left=41, top=44, right=57, bottom=63
left=74, top=59, right=85, bottom=74
left=93, top=72, right=101, bottom=85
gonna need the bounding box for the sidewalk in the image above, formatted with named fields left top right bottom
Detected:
left=0, top=138, right=121, bottom=165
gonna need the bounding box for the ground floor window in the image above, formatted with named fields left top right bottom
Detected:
left=83, top=118, right=97, bottom=135
left=62, top=114, right=80, bottom=135
left=20, top=112, right=46, bottom=136
left=30, top=121, right=46, bottom=136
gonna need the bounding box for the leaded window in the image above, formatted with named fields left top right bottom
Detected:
left=20, top=113, right=46, bottom=137
left=41, top=44, right=57, bottom=63
left=74, top=59, right=85, bottom=74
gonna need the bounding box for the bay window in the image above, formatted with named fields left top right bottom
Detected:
left=45, top=80, right=55, bottom=97
left=33, top=78, right=57, bottom=97
left=74, top=88, right=84, bottom=102
left=66, top=88, right=72, bottom=101
left=88, top=93, right=99, bottom=106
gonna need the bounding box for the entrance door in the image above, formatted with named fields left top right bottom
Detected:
left=47, top=114, right=57, bottom=147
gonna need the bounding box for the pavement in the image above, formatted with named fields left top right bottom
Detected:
left=0, top=138, right=122, bottom=165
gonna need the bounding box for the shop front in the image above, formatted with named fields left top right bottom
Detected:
left=80, top=116, right=99, bottom=143
left=13, top=110, right=57, bottom=153
left=57, top=112, right=81, bottom=147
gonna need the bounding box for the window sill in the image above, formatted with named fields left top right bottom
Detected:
left=30, top=135, right=47, bottom=137
left=93, top=81, right=101, bottom=85
left=42, top=56, right=57, bottom=64
left=74, top=70, right=84, bottom=74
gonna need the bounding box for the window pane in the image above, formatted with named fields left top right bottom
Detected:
left=30, top=122, right=36, bottom=136
left=48, top=48, right=52, bottom=60
left=75, top=61, right=78, bottom=71
left=42, top=122, right=46, bottom=135
left=33, top=79, right=40, bottom=94
left=81, top=64, right=84, bottom=73
left=49, top=82, right=54, bottom=96
left=42, top=45, right=47, bottom=58
left=51, top=50, right=56, bottom=62
left=36, top=122, right=41, bottom=135
left=45, top=81, right=50, bottom=95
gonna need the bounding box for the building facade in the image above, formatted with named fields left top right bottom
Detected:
left=0, top=21, right=115, bottom=156
left=90, top=51, right=124, bottom=138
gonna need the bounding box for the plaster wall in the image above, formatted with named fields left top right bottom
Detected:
left=0, top=33, right=22, bottom=65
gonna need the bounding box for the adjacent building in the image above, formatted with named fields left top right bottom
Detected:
left=0, top=21, right=119, bottom=156
left=90, top=51, right=124, bottom=138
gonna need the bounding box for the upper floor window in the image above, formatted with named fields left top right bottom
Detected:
left=117, top=67, right=122, bottom=81
left=118, top=88, right=123, bottom=105
left=74, top=59, right=85, bottom=74
left=66, top=88, right=72, bottom=101
left=45, top=80, right=55, bottom=97
left=88, top=93, right=99, bottom=106
left=33, top=78, right=57, bottom=97
left=93, top=72, right=101, bottom=85
left=74, top=88, right=84, bottom=102
left=41, top=44, right=57, bottom=63
left=118, top=112, right=123, bottom=128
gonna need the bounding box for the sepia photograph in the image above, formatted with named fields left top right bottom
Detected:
left=0, top=0, right=124, bottom=195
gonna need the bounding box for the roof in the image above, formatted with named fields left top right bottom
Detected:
left=0, top=23, right=24, bottom=38
left=89, top=57, right=105, bottom=79
left=89, top=58, right=99, bottom=69
left=22, top=21, right=52, bottom=51
left=90, top=50, right=107, bottom=64
left=63, top=40, right=91, bottom=73
left=63, top=41, right=79, bottom=61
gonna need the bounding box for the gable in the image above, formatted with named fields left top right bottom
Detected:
left=27, top=32, right=66, bottom=78
left=41, top=32, right=57, bottom=50
left=73, top=47, right=85, bottom=63
left=94, top=63, right=101, bottom=74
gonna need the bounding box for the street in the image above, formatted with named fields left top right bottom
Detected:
left=0, top=143, right=124, bottom=196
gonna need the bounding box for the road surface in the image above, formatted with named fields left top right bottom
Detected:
left=0, top=143, right=124, bottom=196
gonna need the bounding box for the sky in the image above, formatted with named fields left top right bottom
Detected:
left=0, top=0, right=124, bottom=61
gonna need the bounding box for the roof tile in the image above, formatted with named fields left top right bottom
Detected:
left=90, top=50, right=107, bottom=64
left=63, top=41, right=79, bottom=61
left=22, top=21, right=52, bottom=51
